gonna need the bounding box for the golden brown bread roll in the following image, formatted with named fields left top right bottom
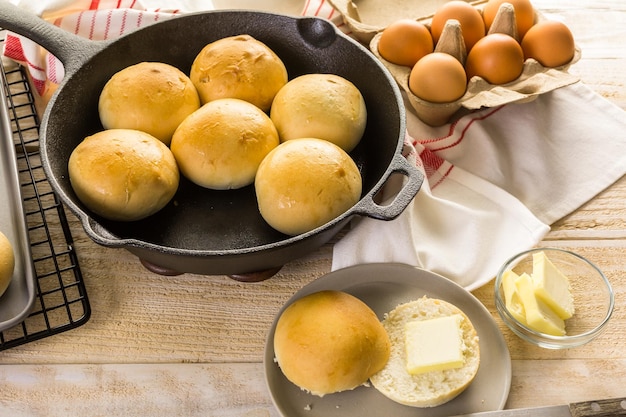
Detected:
left=270, top=73, right=367, bottom=152
left=98, top=62, right=201, bottom=145
left=254, top=138, right=362, bottom=235
left=0, top=231, right=15, bottom=297
left=171, top=98, right=279, bottom=190
left=190, top=35, right=288, bottom=112
left=273, top=290, right=390, bottom=396
left=68, top=129, right=179, bottom=222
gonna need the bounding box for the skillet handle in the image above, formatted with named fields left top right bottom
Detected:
left=0, top=1, right=105, bottom=75
left=82, top=216, right=127, bottom=247
left=353, top=154, right=424, bottom=221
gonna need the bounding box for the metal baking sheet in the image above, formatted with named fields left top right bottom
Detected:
left=0, top=73, right=36, bottom=332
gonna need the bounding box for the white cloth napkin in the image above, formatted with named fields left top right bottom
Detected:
left=5, top=1, right=626, bottom=291
left=303, top=2, right=626, bottom=291
left=333, top=83, right=626, bottom=290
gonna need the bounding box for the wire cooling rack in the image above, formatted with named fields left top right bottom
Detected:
left=0, top=62, right=91, bottom=351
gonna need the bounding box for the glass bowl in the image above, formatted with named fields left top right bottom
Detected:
left=495, top=247, right=614, bottom=349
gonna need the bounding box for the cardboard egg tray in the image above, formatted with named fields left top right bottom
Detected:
left=328, top=0, right=581, bottom=126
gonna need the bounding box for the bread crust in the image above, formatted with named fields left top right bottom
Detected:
left=190, top=35, right=287, bottom=112
left=171, top=98, right=279, bottom=190
left=255, top=138, right=362, bottom=235
left=68, top=129, right=179, bottom=221
left=0, top=231, right=15, bottom=297
left=98, top=62, right=200, bottom=146
left=273, top=290, right=390, bottom=397
left=270, top=74, right=367, bottom=153
left=370, top=296, right=480, bottom=407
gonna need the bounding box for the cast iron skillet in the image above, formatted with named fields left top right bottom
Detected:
left=0, top=2, right=423, bottom=281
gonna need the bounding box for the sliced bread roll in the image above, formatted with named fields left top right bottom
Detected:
left=370, top=296, right=480, bottom=407
left=273, top=290, right=390, bottom=397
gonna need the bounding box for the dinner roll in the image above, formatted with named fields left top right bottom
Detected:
left=370, top=297, right=480, bottom=407
left=190, top=35, right=288, bottom=112
left=273, top=290, right=390, bottom=396
left=270, top=73, right=367, bottom=152
left=68, top=129, right=179, bottom=222
left=171, top=98, right=279, bottom=190
left=0, top=231, right=15, bottom=297
left=255, top=138, right=362, bottom=235
left=98, top=62, right=201, bottom=145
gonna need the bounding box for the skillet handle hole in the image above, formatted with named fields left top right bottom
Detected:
left=354, top=156, right=423, bottom=221
left=297, top=17, right=337, bottom=49
left=373, top=172, right=408, bottom=206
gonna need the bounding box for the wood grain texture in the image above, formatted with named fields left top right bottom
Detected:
left=0, top=363, right=281, bottom=417
left=1, top=0, right=626, bottom=415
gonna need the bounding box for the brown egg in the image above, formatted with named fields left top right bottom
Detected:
left=431, top=1, right=485, bottom=51
left=409, top=52, right=467, bottom=103
left=465, top=33, right=524, bottom=84
left=378, top=19, right=434, bottom=67
left=521, top=20, right=576, bottom=67
left=483, top=0, right=535, bottom=39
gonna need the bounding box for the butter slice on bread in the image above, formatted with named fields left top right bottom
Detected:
left=370, top=296, right=480, bottom=408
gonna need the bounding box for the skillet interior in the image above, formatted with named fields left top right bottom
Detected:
left=42, top=11, right=405, bottom=255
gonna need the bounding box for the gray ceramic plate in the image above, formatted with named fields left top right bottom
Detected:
left=0, top=70, right=37, bottom=332
left=264, top=263, right=511, bottom=417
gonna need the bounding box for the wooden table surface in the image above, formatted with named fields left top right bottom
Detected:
left=1, top=1, right=626, bottom=415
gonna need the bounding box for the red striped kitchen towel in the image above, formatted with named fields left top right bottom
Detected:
left=3, top=0, right=339, bottom=101
left=2, top=0, right=191, bottom=97
left=302, top=0, right=350, bottom=35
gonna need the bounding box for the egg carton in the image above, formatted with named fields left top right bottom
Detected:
left=328, top=0, right=581, bottom=126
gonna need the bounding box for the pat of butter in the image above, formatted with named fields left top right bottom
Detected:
left=405, top=315, right=464, bottom=375
left=532, top=251, right=575, bottom=320
left=501, top=269, right=527, bottom=325
left=515, top=272, right=566, bottom=336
